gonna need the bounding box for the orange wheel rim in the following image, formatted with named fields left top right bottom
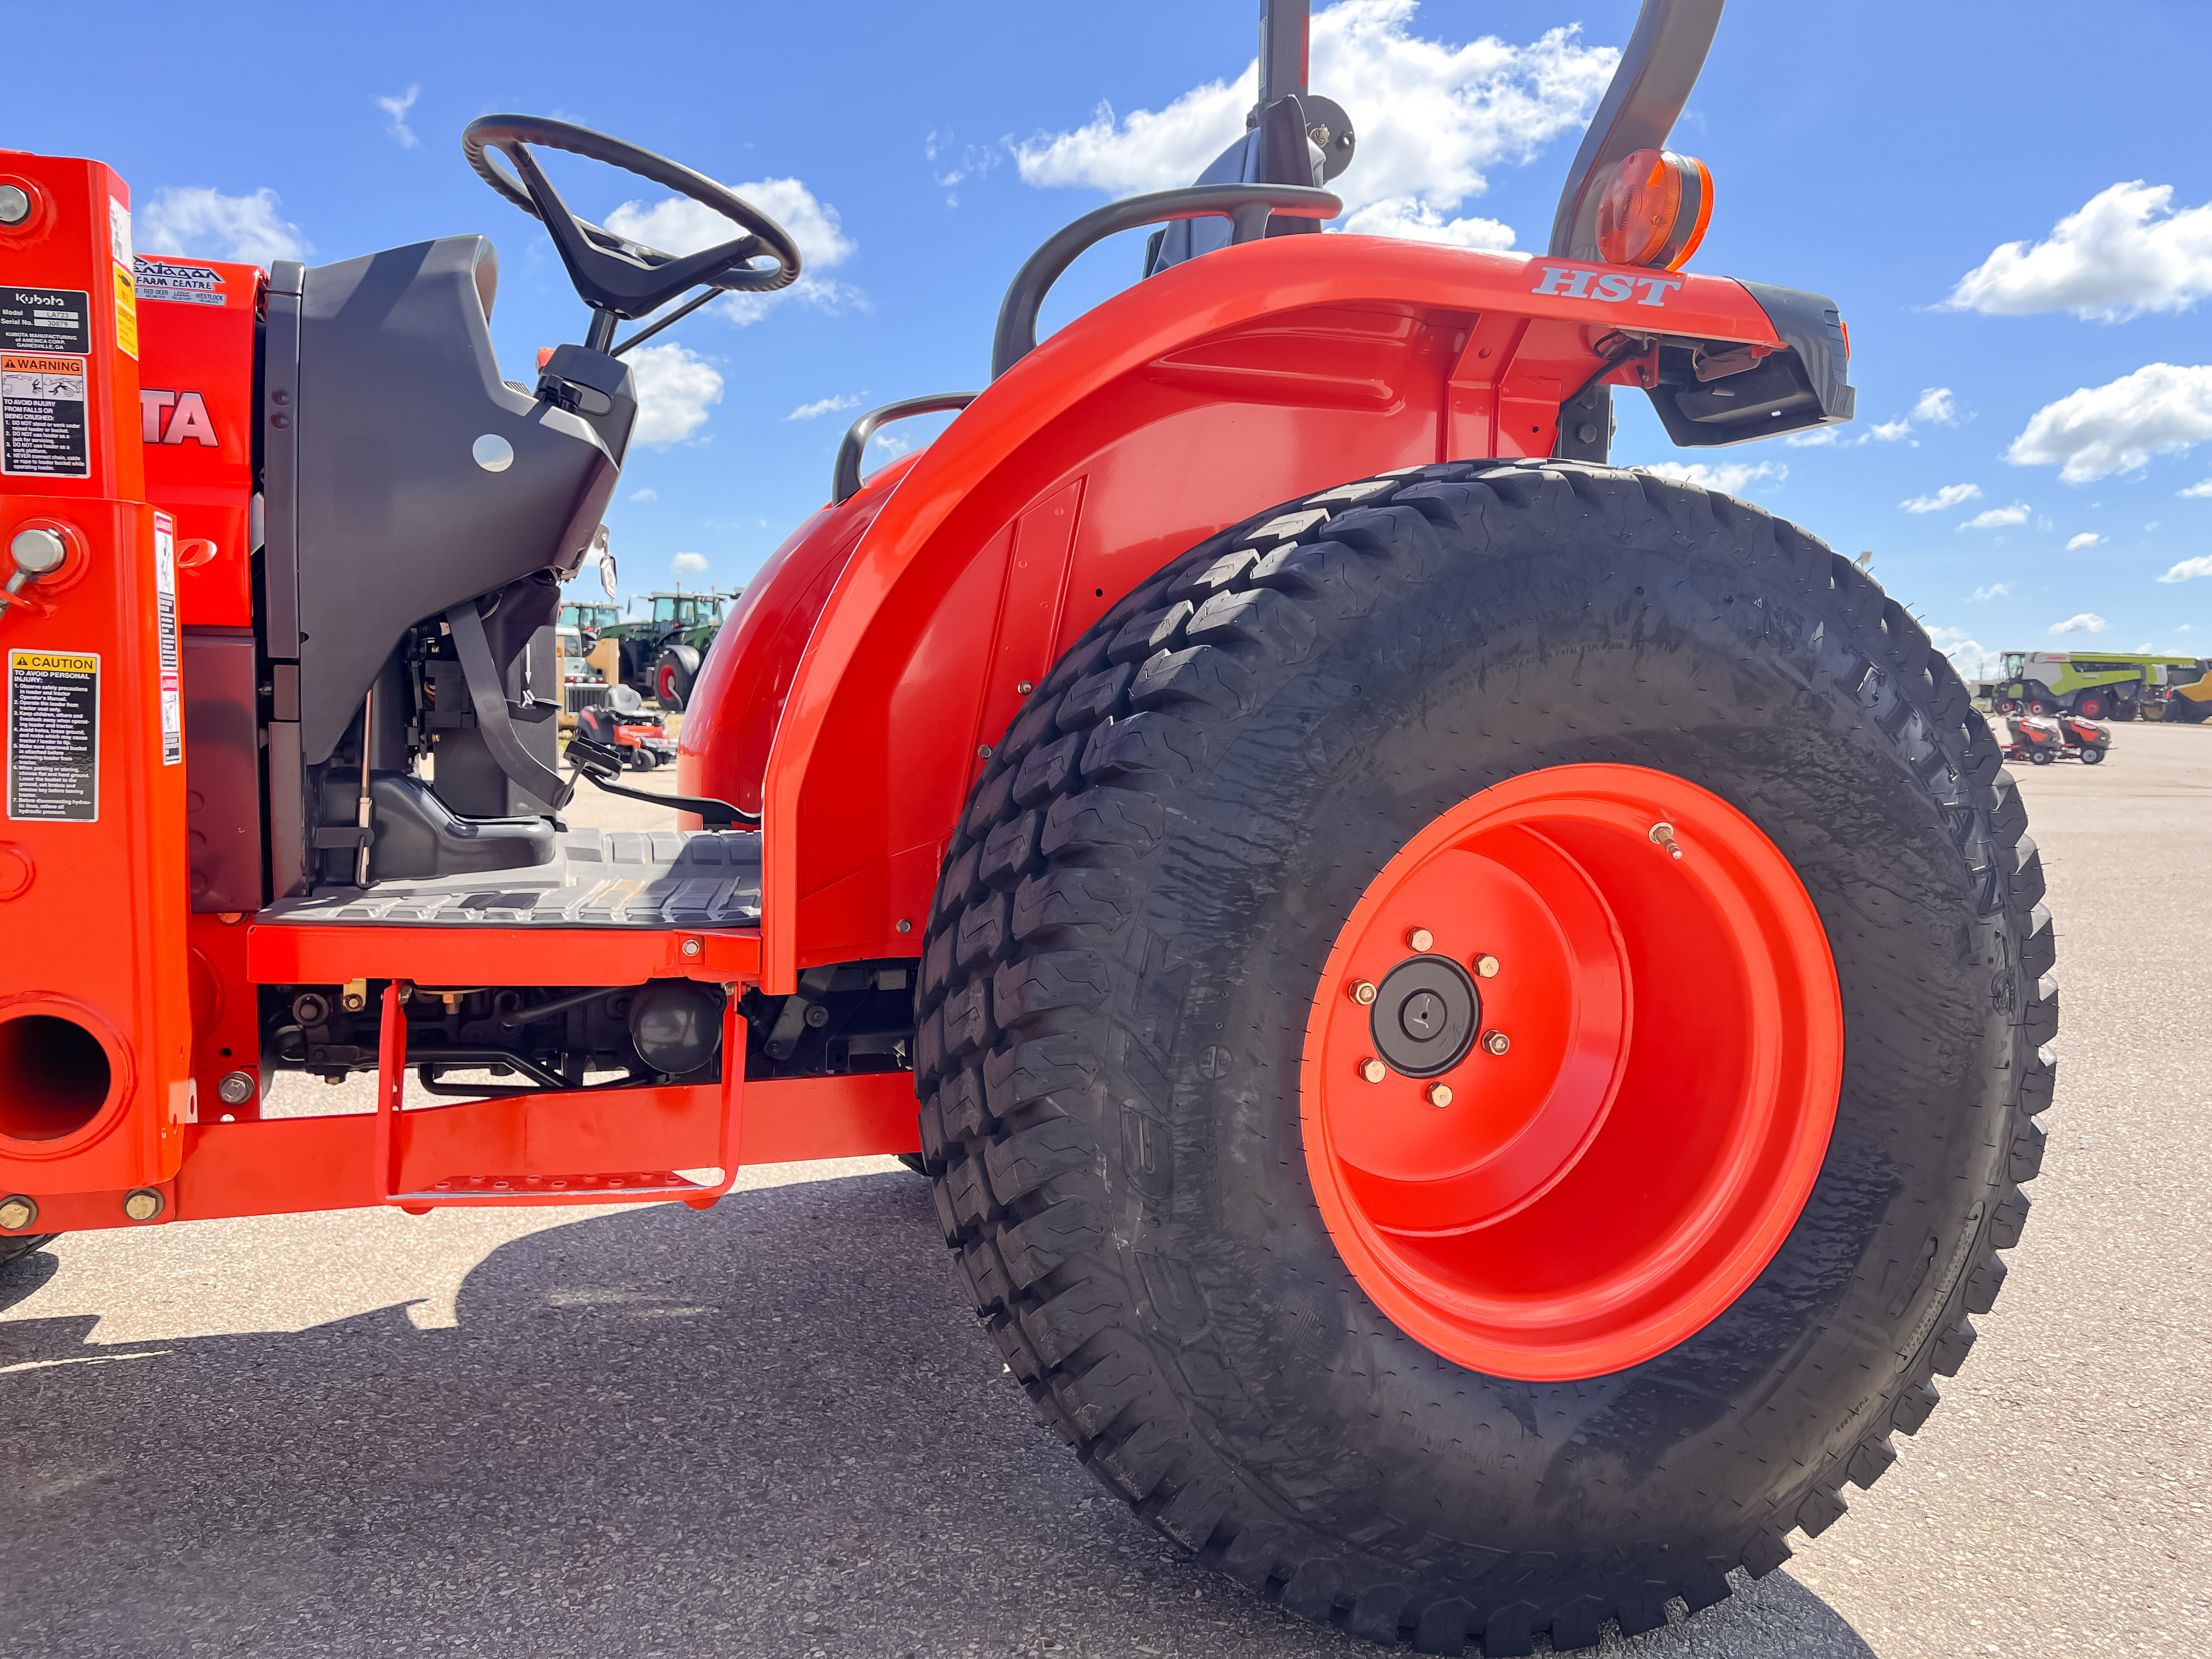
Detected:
left=1300, top=764, right=1843, bottom=1381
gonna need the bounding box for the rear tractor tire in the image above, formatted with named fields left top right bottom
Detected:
left=656, top=659, right=687, bottom=713
left=656, top=645, right=702, bottom=714
left=915, top=461, right=2051, bottom=1654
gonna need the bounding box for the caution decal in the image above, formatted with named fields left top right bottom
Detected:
left=1, top=352, right=91, bottom=479
left=154, top=514, right=182, bottom=765
left=112, top=264, right=138, bottom=359
left=8, top=648, right=100, bottom=822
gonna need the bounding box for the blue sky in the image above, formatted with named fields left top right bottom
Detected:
left=27, top=0, right=2212, bottom=675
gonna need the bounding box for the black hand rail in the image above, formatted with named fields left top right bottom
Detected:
left=990, top=183, right=1342, bottom=382
left=832, top=393, right=980, bottom=505
left=1545, top=0, right=1723, bottom=261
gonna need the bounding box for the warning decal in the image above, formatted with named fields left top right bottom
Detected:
left=1, top=289, right=92, bottom=353
left=154, top=514, right=182, bottom=765
left=8, top=650, right=100, bottom=822
left=1, top=353, right=91, bottom=478
left=134, top=258, right=228, bottom=307
left=112, top=264, right=138, bottom=359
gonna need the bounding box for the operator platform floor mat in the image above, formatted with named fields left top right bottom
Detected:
left=262, top=828, right=761, bottom=928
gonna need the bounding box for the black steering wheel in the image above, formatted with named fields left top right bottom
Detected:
left=462, top=115, right=802, bottom=346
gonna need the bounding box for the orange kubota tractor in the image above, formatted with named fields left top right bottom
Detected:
left=0, top=1, right=2053, bottom=1649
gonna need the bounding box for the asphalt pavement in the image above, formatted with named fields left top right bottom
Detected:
left=2, top=726, right=2207, bottom=1658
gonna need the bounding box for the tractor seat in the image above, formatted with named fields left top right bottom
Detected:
left=263, top=825, right=759, bottom=928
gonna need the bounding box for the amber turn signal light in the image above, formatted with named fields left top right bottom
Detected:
left=1595, top=149, right=1714, bottom=270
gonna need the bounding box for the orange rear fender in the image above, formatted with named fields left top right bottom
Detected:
left=686, top=234, right=1784, bottom=991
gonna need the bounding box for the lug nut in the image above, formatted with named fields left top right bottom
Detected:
left=1406, top=927, right=1434, bottom=952
left=1426, top=1083, right=1453, bottom=1108
left=216, top=1070, right=257, bottom=1106
left=1649, top=822, right=1683, bottom=860
left=0, top=1195, right=37, bottom=1232
left=1348, top=979, right=1378, bottom=1005
left=1482, top=1029, right=1511, bottom=1056
left=122, top=1188, right=164, bottom=1222
left=1357, top=1057, right=1387, bottom=1084
left=1474, top=954, right=1499, bottom=978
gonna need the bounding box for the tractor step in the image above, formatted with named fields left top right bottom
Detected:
left=394, top=1170, right=723, bottom=1210
left=263, top=827, right=760, bottom=929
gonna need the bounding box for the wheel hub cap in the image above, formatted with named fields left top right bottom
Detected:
left=1372, top=957, right=1478, bottom=1075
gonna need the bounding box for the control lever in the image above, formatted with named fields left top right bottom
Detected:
left=0, top=527, right=67, bottom=621
left=565, top=735, right=759, bottom=828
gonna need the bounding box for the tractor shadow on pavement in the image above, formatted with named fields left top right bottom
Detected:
left=0, top=1173, right=1878, bottom=1659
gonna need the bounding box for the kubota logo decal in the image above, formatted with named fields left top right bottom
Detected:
left=1531, top=266, right=1683, bottom=307
left=141, top=389, right=217, bottom=447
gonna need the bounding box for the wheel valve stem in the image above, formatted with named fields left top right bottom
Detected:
left=1649, top=822, right=1683, bottom=859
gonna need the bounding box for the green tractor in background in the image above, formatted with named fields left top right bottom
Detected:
left=1994, top=650, right=2212, bottom=721
left=587, top=589, right=738, bottom=712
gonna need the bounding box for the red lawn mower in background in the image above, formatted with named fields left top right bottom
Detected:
left=2005, top=709, right=2111, bottom=765
left=572, top=684, right=678, bottom=770
left=0, top=0, right=2051, bottom=1649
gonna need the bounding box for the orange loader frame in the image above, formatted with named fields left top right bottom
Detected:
left=0, top=147, right=1819, bottom=1238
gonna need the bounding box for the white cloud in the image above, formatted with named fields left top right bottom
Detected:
left=2065, top=532, right=2103, bottom=551
left=605, top=177, right=859, bottom=325
left=787, top=393, right=862, bottom=421
left=629, top=487, right=657, bottom=501
left=1788, top=409, right=1925, bottom=448
left=1340, top=196, right=1516, bottom=249
left=670, top=552, right=710, bottom=576
left=1928, top=627, right=2000, bottom=680
left=626, top=342, right=723, bottom=447
left=1901, top=482, right=1983, bottom=514
left=1968, top=583, right=2010, bottom=601
left=375, top=86, right=420, bottom=150
left=2049, top=612, right=2108, bottom=634
left=140, top=186, right=308, bottom=266
left=2181, top=479, right=2212, bottom=498
left=1942, top=182, right=2212, bottom=321
left=1640, top=460, right=1786, bottom=496
left=2007, top=363, right=2212, bottom=482
left=1013, top=3, right=1616, bottom=248
left=1912, top=387, right=1959, bottom=425
left=2157, top=555, right=2212, bottom=583
left=1961, top=503, right=2032, bottom=530
left=926, top=130, right=1002, bottom=206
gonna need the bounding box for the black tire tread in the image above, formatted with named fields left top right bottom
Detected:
left=916, top=459, right=2050, bottom=1651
